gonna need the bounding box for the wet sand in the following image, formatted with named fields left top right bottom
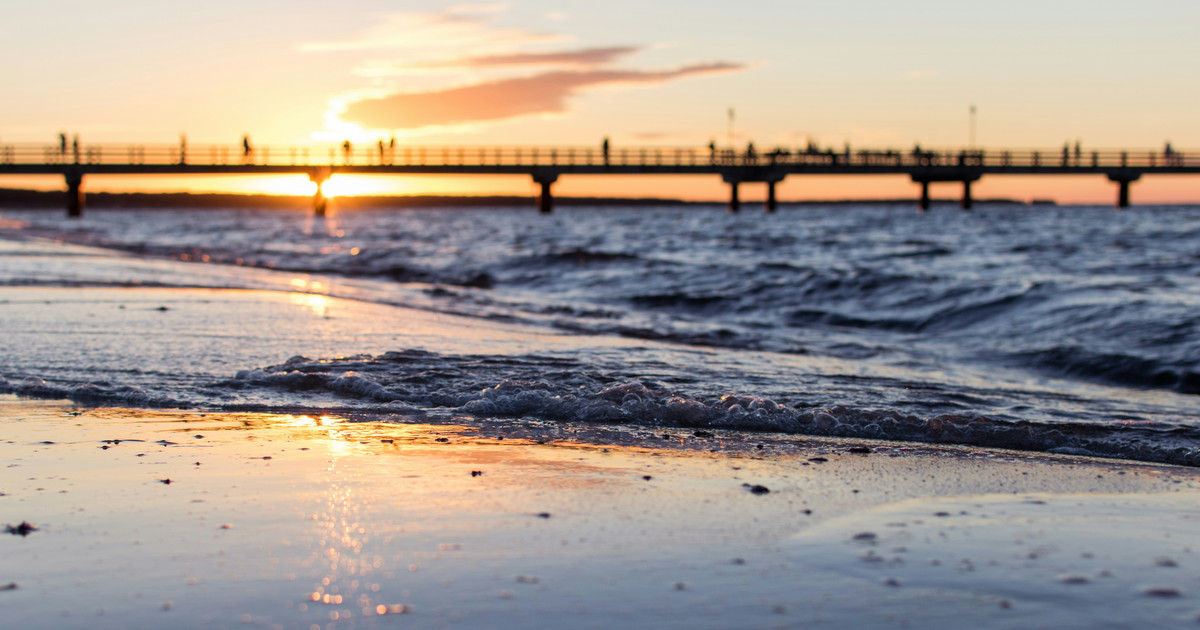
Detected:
left=3, top=398, right=1199, bottom=629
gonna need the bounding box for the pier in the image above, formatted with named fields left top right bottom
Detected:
left=0, top=143, right=1195, bottom=216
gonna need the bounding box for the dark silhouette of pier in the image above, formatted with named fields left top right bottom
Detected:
left=0, top=142, right=1194, bottom=216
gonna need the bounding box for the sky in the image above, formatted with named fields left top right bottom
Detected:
left=1, top=0, right=1198, bottom=203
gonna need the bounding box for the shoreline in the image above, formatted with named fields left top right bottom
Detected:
left=0, top=187, right=1051, bottom=209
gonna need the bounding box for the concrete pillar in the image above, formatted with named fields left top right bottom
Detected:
left=533, top=173, right=558, bottom=214
left=309, top=169, right=331, bottom=216
left=917, top=180, right=930, bottom=211
left=728, top=181, right=740, bottom=213
left=961, top=179, right=973, bottom=210
left=65, top=170, right=85, bottom=218
left=1117, top=180, right=1129, bottom=208
left=1107, top=174, right=1141, bottom=209
left=765, top=180, right=777, bottom=213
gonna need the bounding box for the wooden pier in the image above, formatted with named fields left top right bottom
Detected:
left=0, top=142, right=1195, bottom=216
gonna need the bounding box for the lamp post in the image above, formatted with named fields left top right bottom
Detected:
left=969, top=104, right=977, bottom=149
left=727, top=107, right=735, bottom=148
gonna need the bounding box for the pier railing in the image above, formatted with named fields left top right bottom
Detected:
left=0, top=143, right=1194, bottom=170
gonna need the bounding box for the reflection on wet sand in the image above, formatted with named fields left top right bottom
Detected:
left=4, top=399, right=1198, bottom=629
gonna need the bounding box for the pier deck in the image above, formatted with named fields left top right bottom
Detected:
left=1, top=143, right=1195, bottom=215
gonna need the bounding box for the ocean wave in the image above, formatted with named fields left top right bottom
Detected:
left=131, top=351, right=1200, bottom=467
left=231, top=352, right=1200, bottom=466
left=1018, top=346, right=1200, bottom=395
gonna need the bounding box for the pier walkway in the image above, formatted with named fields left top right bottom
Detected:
left=0, top=143, right=1196, bottom=216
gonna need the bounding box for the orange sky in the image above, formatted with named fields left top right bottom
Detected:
left=1, top=1, right=1197, bottom=204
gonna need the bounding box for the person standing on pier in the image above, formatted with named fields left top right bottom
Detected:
left=602, top=136, right=610, bottom=166
left=343, top=140, right=352, bottom=164
left=179, top=134, right=187, bottom=165
left=58, top=133, right=67, bottom=156
left=72, top=135, right=80, bottom=164
left=242, top=136, right=252, bottom=163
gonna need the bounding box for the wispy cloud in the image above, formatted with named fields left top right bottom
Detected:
left=342, top=63, right=743, bottom=129
left=409, top=46, right=640, bottom=70
left=300, top=6, right=558, bottom=53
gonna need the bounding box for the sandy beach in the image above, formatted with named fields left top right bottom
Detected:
left=3, top=396, right=1200, bottom=629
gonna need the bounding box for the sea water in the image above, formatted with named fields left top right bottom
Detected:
left=1, top=203, right=1197, bottom=465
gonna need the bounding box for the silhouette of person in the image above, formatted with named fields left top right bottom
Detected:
left=602, top=136, right=610, bottom=165
left=58, top=133, right=67, bottom=155
left=1074, top=140, right=1081, bottom=164
left=343, top=140, right=352, bottom=163
left=242, top=136, right=252, bottom=162
left=708, top=140, right=716, bottom=163
left=745, top=141, right=756, bottom=164
left=72, top=134, right=80, bottom=164
left=378, top=139, right=385, bottom=162
left=179, top=134, right=187, bottom=165
left=1062, top=142, right=1070, bottom=166
left=1164, top=141, right=1178, bottom=166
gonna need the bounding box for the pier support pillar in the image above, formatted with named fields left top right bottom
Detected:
left=65, top=170, right=85, bottom=218
left=961, top=179, right=973, bottom=210
left=309, top=168, right=332, bottom=216
left=728, top=181, right=741, bottom=213
left=765, top=180, right=778, bottom=213
left=1107, top=173, right=1141, bottom=209
left=533, top=172, right=558, bottom=214
left=916, top=180, right=930, bottom=211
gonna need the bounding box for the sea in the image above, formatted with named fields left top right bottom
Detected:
left=1, top=202, right=1198, bottom=466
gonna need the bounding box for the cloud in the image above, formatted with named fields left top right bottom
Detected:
left=410, top=46, right=640, bottom=69
left=300, top=7, right=558, bottom=53
left=341, top=63, right=744, bottom=130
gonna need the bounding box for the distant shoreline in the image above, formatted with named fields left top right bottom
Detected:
left=0, top=186, right=1050, bottom=209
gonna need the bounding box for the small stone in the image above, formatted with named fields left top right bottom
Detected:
left=5, top=521, right=37, bottom=536
left=536, top=512, right=551, bottom=519
left=848, top=446, right=872, bottom=454
left=852, top=532, right=877, bottom=541
left=159, top=479, right=172, bottom=485
left=642, top=475, right=653, bottom=481
left=743, top=484, right=770, bottom=495
left=470, top=471, right=483, bottom=477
